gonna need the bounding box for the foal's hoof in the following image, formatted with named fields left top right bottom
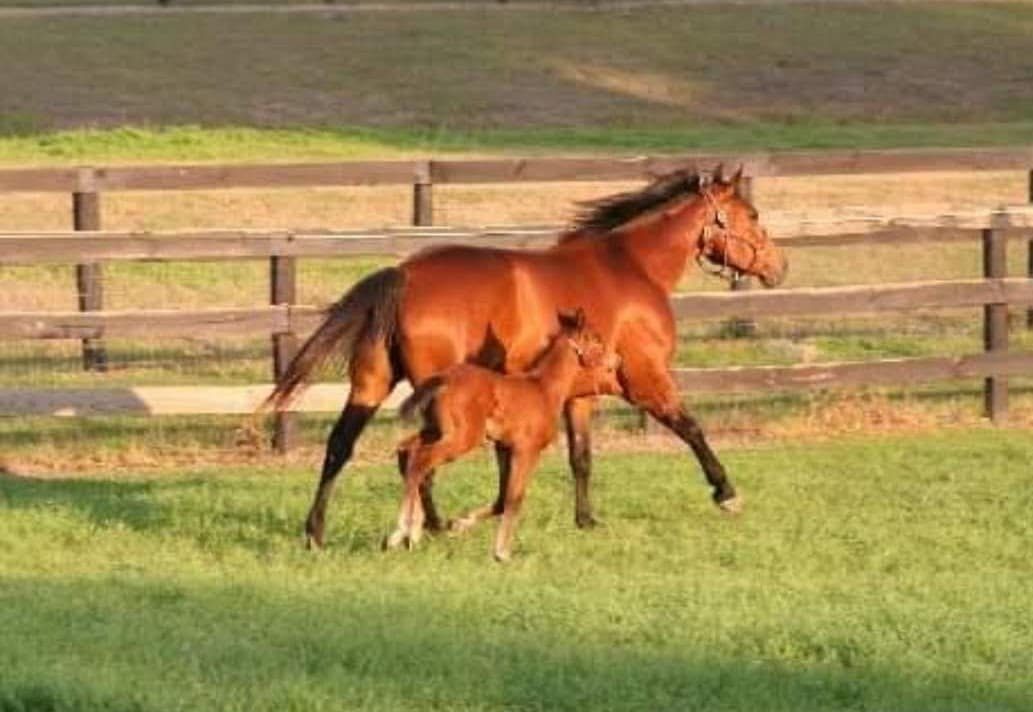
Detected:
left=716, top=495, right=744, bottom=515
left=448, top=517, right=477, bottom=535
left=493, top=549, right=511, bottom=564
left=382, top=531, right=418, bottom=551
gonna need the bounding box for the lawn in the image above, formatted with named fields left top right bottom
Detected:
left=1, top=2, right=1033, bottom=154
left=1, top=431, right=1031, bottom=711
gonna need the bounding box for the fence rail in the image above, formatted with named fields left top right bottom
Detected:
left=1, top=146, right=1032, bottom=194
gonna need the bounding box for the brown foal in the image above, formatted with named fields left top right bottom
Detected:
left=385, top=310, right=619, bottom=561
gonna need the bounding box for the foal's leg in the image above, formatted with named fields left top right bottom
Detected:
left=385, top=438, right=430, bottom=550
left=493, top=448, right=542, bottom=563
left=397, top=446, right=444, bottom=533
left=450, top=442, right=511, bottom=534
left=620, top=354, right=741, bottom=513
left=564, top=398, right=598, bottom=528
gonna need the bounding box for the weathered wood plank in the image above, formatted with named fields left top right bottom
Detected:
left=3, top=207, right=1033, bottom=264
left=5, top=350, right=1033, bottom=416
left=672, top=351, right=1033, bottom=394
left=670, top=278, right=1033, bottom=320
left=0, top=307, right=288, bottom=340
left=0, top=147, right=1029, bottom=193
left=0, top=167, right=79, bottom=193
left=92, top=161, right=425, bottom=191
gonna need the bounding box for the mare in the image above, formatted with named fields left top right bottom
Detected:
left=387, top=308, right=619, bottom=561
left=265, top=166, right=788, bottom=548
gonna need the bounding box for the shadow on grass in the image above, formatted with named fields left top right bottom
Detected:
left=0, top=576, right=1027, bottom=712
left=0, top=467, right=393, bottom=554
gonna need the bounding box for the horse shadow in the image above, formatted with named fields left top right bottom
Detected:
left=0, top=464, right=164, bottom=533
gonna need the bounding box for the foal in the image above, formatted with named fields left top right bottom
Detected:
left=386, top=310, right=619, bottom=561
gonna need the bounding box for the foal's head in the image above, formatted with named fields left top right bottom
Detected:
left=556, top=309, right=621, bottom=393
left=696, top=166, right=788, bottom=288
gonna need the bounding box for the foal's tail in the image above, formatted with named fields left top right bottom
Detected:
left=262, top=267, right=406, bottom=412
left=399, top=376, right=446, bottom=422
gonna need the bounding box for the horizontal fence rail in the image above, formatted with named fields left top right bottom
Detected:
left=1, top=147, right=1031, bottom=194
left=5, top=348, right=1033, bottom=418
left=3, top=207, right=1033, bottom=264
left=4, top=278, right=1033, bottom=342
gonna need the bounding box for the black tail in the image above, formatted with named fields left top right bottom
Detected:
left=263, top=267, right=405, bottom=412
left=399, top=376, right=446, bottom=422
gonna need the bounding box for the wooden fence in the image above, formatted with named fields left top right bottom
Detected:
left=2, top=147, right=1033, bottom=450
left=4, top=206, right=1033, bottom=450
left=3, top=146, right=1032, bottom=367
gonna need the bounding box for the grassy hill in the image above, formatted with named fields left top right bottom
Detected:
left=1, top=2, right=1032, bottom=161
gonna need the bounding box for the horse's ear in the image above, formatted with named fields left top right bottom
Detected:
left=712, top=163, right=726, bottom=184
left=731, top=164, right=744, bottom=185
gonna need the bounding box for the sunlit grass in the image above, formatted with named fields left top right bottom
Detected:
left=1, top=432, right=1031, bottom=711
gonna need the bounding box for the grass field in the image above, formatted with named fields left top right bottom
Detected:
left=2, top=431, right=1032, bottom=711
left=2, top=3, right=1033, bottom=138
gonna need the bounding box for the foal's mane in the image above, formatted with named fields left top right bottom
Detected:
left=562, top=168, right=717, bottom=240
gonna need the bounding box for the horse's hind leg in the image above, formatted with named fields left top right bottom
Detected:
left=304, top=340, right=393, bottom=549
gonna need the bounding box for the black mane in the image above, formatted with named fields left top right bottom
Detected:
left=568, top=168, right=709, bottom=234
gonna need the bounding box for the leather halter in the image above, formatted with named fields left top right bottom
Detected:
left=695, top=189, right=758, bottom=283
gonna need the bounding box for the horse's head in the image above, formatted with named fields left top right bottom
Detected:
left=696, top=167, right=787, bottom=288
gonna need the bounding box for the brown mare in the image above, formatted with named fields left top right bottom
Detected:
left=387, top=309, right=620, bottom=561
left=266, top=166, right=787, bottom=549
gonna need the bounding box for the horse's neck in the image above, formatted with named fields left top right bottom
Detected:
left=531, top=342, right=580, bottom=413
left=611, top=198, right=707, bottom=292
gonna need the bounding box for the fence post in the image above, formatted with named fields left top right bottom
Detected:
left=726, top=174, right=756, bottom=337
left=73, top=170, right=107, bottom=372
left=271, top=253, right=299, bottom=452
left=1026, top=169, right=1033, bottom=329
left=413, top=162, right=433, bottom=227
left=982, top=228, right=1008, bottom=422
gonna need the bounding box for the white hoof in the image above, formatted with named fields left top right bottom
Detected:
left=718, top=495, right=744, bottom=515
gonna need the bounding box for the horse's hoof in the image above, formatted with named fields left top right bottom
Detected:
left=717, top=495, right=744, bottom=515
left=575, top=514, right=600, bottom=529
left=424, top=518, right=446, bottom=535
left=493, top=549, right=511, bottom=564
left=305, top=532, right=323, bottom=551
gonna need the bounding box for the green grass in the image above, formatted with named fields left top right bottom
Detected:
left=1, top=431, right=1032, bottom=711
left=1, top=3, right=1032, bottom=163
left=3, top=121, right=1033, bottom=165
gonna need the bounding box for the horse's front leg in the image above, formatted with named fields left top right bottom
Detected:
left=564, top=397, right=598, bottom=528
left=619, top=352, right=741, bottom=513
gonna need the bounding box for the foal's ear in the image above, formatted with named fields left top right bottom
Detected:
left=731, top=164, right=744, bottom=186
left=557, top=307, right=587, bottom=331
left=572, top=307, right=587, bottom=329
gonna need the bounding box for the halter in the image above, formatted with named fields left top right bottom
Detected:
left=695, top=189, right=758, bottom=283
